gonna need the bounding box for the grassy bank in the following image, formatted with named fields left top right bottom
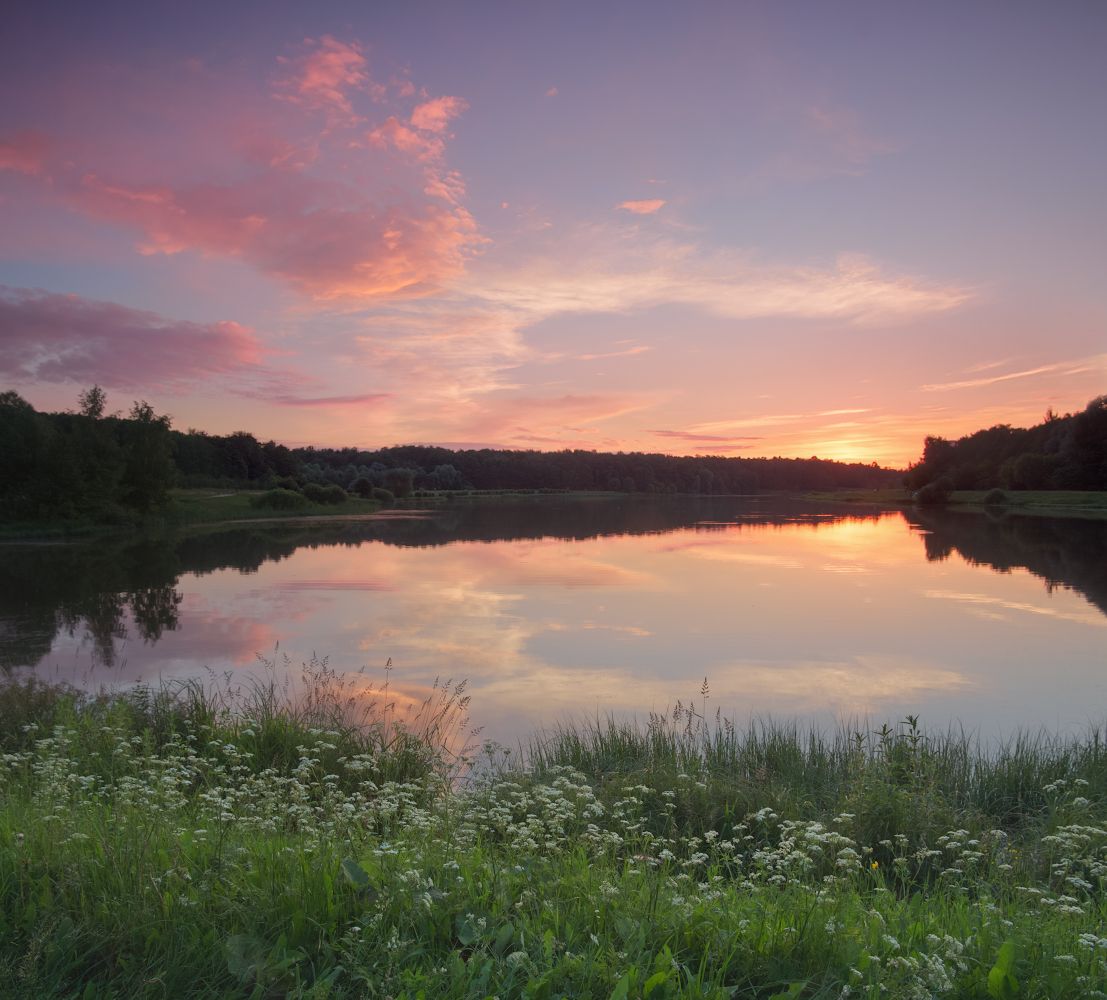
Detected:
left=950, top=490, right=1107, bottom=519
left=807, top=488, right=1107, bottom=520
left=0, top=489, right=385, bottom=540
left=165, top=488, right=383, bottom=526
left=1, top=679, right=1106, bottom=998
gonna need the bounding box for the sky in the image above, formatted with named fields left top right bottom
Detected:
left=1, top=0, right=1104, bottom=467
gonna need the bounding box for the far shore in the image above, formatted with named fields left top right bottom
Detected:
left=5, top=485, right=1107, bottom=542
left=804, top=487, right=1107, bottom=520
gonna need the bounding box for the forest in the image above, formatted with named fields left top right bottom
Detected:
left=0, top=387, right=896, bottom=522
left=904, top=395, right=1107, bottom=492
left=4, top=388, right=1104, bottom=525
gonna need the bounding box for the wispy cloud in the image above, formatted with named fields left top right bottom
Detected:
left=648, top=429, right=763, bottom=452
left=0, top=130, right=50, bottom=176
left=265, top=392, right=392, bottom=408
left=921, top=355, right=1107, bottom=392
left=464, top=231, right=971, bottom=327
left=574, top=344, right=652, bottom=362
left=617, top=199, right=666, bottom=215
left=961, top=357, right=1016, bottom=375
left=807, top=104, right=899, bottom=170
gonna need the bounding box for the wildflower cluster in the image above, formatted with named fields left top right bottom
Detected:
left=2, top=687, right=1107, bottom=998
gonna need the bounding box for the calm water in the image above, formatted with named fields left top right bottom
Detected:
left=4, top=497, right=1106, bottom=742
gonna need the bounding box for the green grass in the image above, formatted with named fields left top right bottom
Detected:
left=164, top=489, right=383, bottom=526
left=949, top=490, right=1107, bottom=519
left=0, top=490, right=387, bottom=540
left=802, top=488, right=912, bottom=505
left=806, top=488, right=1107, bottom=519
left=2, top=678, right=1106, bottom=998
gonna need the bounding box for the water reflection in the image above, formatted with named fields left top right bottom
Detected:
left=3, top=498, right=1105, bottom=739
left=907, top=507, right=1107, bottom=616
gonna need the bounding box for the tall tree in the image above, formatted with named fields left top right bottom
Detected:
left=119, top=401, right=175, bottom=512
left=77, top=384, right=107, bottom=419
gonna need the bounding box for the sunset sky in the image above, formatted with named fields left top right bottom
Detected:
left=2, top=1, right=1104, bottom=467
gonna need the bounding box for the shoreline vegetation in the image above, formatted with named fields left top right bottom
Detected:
left=3, top=388, right=1105, bottom=536
left=2, top=670, right=1106, bottom=998
left=6, top=485, right=1107, bottom=542
left=804, top=489, right=1107, bottom=520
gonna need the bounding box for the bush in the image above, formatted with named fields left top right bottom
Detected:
left=302, top=482, right=348, bottom=504
left=914, top=478, right=952, bottom=506
left=983, top=488, right=1007, bottom=507
left=349, top=476, right=374, bottom=498
left=250, top=488, right=308, bottom=510
left=272, top=475, right=300, bottom=491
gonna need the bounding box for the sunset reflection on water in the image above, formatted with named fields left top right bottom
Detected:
left=9, top=499, right=1107, bottom=743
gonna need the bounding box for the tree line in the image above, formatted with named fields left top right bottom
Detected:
left=0, top=388, right=176, bottom=522
left=904, top=395, right=1107, bottom=494
left=1, top=386, right=906, bottom=523
left=292, top=445, right=897, bottom=496
left=5, top=386, right=1104, bottom=526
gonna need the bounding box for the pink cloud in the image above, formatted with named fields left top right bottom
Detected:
left=617, top=199, right=666, bottom=215
left=545, top=86, right=559, bottom=97
left=647, top=431, right=762, bottom=453
left=0, top=130, right=50, bottom=175
left=0, top=38, right=481, bottom=303
left=650, top=429, right=763, bottom=446
left=67, top=165, right=478, bottom=300
left=575, top=344, right=652, bottom=362
left=410, top=95, right=469, bottom=133
left=0, top=286, right=263, bottom=389
left=266, top=392, right=392, bottom=408
left=367, top=116, right=444, bottom=162
left=276, top=36, right=373, bottom=115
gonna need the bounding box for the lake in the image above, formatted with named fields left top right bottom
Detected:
left=4, top=496, right=1105, bottom=744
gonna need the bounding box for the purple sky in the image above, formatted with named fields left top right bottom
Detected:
left=2, top=0, right=1104, bottom=465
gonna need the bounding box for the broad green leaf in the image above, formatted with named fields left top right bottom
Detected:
left=492, top=922, right=515, bottom=957
left=456, top=915, right=479, bottom=947
left=340, top=858, right=370, bottom=889
left=987, top=940, right=1019, bottom=999
left=226, top=934, right=266, bottom=982
left=609, top=972, right=632, bottom=1000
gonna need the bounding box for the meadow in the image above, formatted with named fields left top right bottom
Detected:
left=1, top=668, right=1106, bottom=999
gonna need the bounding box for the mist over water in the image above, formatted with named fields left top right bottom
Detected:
left=4, top=496, right=1105, bottom=742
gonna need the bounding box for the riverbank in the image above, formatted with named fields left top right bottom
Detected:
left=12, top=486, right=1105, bottom=541
left=2, top=674, right=1105, bottom=998
left=806, top=488, right=1107, bottom=520
left=0, top=488, right=385, bottom=540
